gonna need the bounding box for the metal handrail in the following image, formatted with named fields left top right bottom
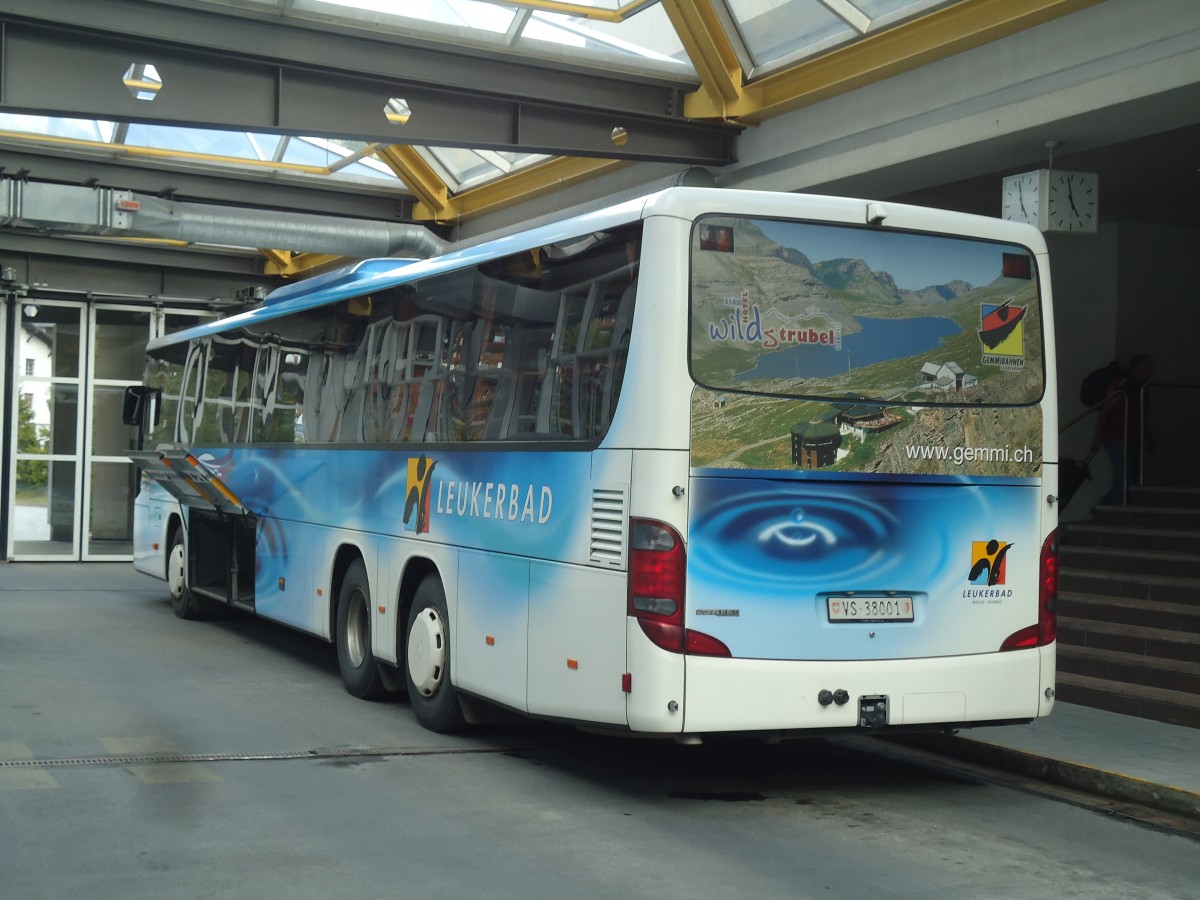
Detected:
left=1137, top=382, right=1199, bottom=492
left=1058, top=380, right=1198, bottom=506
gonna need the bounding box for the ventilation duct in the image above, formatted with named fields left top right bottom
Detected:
left=128, top=194, right=448, bottom=258
left=2, top=167, right=715, bottom=260
left=0, top=177, right=448, bottom=258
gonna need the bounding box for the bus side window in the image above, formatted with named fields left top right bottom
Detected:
left=178, top=339, right=207, bottom=443
left=251, top=346, right=306, bottom=444
left=503, top=326, right=552, bottom=440
left=543, top=290, right=588, bottom=436
left=406, top=318, right=445, bottom=442
left=605, top=278, right=637, bottom=428
left=543, top=277, right=635, bottom=439
left=338, top=325, right=371, bottom=443
left=315, top=310, right=366, bottom=443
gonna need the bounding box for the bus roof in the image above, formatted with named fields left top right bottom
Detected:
left=146, top=191, right=657, bottom=352
left=148, top=186, right=1047, bottom=352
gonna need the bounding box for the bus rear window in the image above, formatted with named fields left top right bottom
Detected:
left=689, top=217, right=1043, bottom=406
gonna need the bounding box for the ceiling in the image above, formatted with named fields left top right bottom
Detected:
left=884, top=110, right=1200, bottom=228
left=6, top=0, right=1190, bottom=280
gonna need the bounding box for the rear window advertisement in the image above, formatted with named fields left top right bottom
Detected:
left=689, top=217, right=1043, bottom=476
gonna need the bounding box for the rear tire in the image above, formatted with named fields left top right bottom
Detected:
left=336, top=560, right=385, bottom=699
left=168, top=528, right=209, bottom=620
left=404, top=574, right=464, bottom=733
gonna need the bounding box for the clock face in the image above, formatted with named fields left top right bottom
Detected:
left=1047, top=171, right=1098, bottom=232
left=1001, top=171, right=1040, bottom=226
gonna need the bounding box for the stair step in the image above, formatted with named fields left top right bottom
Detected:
left=1057, top=592, right=1200, bottom=632
left=1057, top=645, right=1200, bottom=695
left=1091, top=505, right=1200, bottom=530
left=1061, top=524, right=1200, bottom=554
left=1057, top=616, right=1200, bottom=663
left=1058, top=569, right=1200, bottom=605
left=1127, top=485, right=1200, bottom=509
left=1059, top=545, right=1200, bottom=579
left=1055, top=672, right=1200, bottom=729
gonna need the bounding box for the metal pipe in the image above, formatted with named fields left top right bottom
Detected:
left=127, top=194, right=449, bottom=258
left=1, top=176, right=449, bottom=259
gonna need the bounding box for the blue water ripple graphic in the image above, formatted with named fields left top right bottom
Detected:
left=688, top=482, right=974, bottom=596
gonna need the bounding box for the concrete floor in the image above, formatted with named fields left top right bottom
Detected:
left=2, top=563, right=1197, bottom=899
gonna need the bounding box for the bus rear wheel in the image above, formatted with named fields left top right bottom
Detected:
left=404, top=574, right=464, bottom=733
left=336, top=559, right=385, bottom=700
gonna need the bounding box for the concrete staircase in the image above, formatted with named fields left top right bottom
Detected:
left=1057, top=485, right=1200, bottom=728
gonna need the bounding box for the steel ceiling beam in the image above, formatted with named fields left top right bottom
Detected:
left=0, top=230, right=268, bottom=276
left=499, top=1, right=660, bottom=22
left=375, top=146, right=452, bottom=220
left=661, top=0, right=747, bottom=119
left=0, top=0, right=737, bottom=165
left=0, top=145, right=410, bottom=220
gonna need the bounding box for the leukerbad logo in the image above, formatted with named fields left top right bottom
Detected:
left=969, top=539, right=1012, bottom=586
left=404, top=454, right=437, bottom=534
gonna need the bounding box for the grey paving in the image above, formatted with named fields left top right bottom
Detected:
left=962, top=701, right=1200, bottom=796
left=2, top=562, right=1199, bottom=900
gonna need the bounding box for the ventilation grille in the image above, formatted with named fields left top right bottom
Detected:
left=590, top=486, right=627, bottom=568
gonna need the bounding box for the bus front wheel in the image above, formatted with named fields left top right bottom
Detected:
left=168, top=528, right=208, bottom=620
left=404, top=574, right=464, bottom=733
left=336, top=560, right=385, bottom=700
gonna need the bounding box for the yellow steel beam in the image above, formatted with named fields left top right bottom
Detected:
left=375, top=145, right=454, bottom=219
left=412, top=156, right=631, bottom=224
left=264, top=252, right=348, bottom=278
left=100, top=236, right=192, bottom=247
left=685, top=0, right=1107, bottom=122
left=500, top=1, right=659, bottom=23
left=661, top=0, right=752, bottom=118
left=258, top=248, right=293, bottom=269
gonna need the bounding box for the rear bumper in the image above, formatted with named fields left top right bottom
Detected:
left=677, top=645, right=1054, bottom=734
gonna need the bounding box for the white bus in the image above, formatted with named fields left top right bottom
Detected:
left=129, top=187, right=1059, bottom=737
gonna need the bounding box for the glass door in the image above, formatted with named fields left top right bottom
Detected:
left=9, top=300, right=86, bottom=559
left=8, top=300, right=219, bottom=561
left=83, top=305, right=155, bottom=559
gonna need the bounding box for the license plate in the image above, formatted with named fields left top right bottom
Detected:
left=827, top=596, right=914, bottom=623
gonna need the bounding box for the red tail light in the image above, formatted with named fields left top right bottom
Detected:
left=1000, top=529, right=1058, bottom=651
left=1038, top=529, right=1059, bottom=645
left=628, top=518, right=729, bottom=658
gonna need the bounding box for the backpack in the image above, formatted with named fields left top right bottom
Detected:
left=1080, top=361, right=1123, bottom=408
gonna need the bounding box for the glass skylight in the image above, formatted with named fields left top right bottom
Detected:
left=0, top=114, right=115, bottom=143
left=1, top=0, right=971, bottom=226
left=313, top=0, right=516, bottom=34
left=723, top=0, right=954, bottom=74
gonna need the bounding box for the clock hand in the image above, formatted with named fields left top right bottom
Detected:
left=1067, top=178, right=1080, bottom=216
left=1019, top=182, right=1028, bottom=216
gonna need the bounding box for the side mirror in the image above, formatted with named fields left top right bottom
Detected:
left=122, top=385, right=162, bottom=428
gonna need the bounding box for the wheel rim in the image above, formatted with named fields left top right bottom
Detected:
left=168, top=541, right=185, bottom=600
left=346, top=591, right=368, bottom=668
left=407, top=607, right=447, bottom=697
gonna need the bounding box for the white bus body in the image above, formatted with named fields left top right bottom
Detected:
left=131, top=187, right=1058, bottom=736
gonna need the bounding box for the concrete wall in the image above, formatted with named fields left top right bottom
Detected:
left=1115, top=222, right=1199, bottom=384
left=1053, top=217, right=1200, bottom=513
left=1116, top=221, right=1200, bottom=486
left=727, top=0, right=1200, bottom=199
left=1046, top=224, right=1120, bottom=431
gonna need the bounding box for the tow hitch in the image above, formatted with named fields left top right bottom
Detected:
left=859, top=695, right=889, bottom=728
